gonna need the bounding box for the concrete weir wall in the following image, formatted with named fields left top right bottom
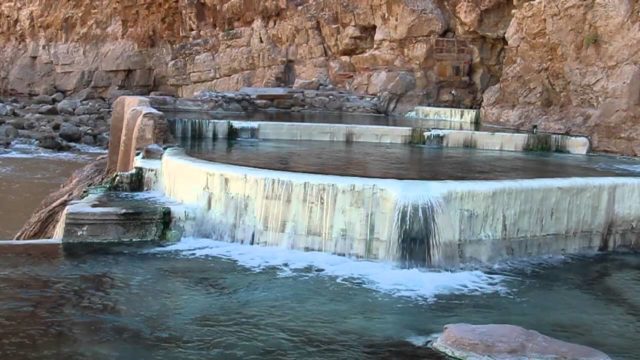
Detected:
left=426, top=130, right=591, bottom=155
left=154, top=148, right=640, bottom=267
left=171, top=119, right=417, bottom=144
left=406, top=106, right=480, bottom=123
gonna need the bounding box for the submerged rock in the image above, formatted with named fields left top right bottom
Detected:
left=0, top=124, right=18, bottom=140
left=142, top=144, right=164, bottom=160
left=81, top=135, right=95, bottom=146
left=37, top=134, right=67, bottom=151
left=59, top=123, right=82, bottom=142
left=0, top=136, right=10, bottom=148
left=432, top=324, right=611, bottom=360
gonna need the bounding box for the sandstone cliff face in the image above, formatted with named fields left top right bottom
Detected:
left=0, top=0, right=638, bottom=154
left=0, top=0, right=510, bottom=111
left=483, top=0, right=640, bottom=155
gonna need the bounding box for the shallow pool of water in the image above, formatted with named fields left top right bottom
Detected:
left=182, top=138, right=640, bottom=180
left=1, top=239, right=638, bottom=359
left=0, top=146, right=97, bottom=239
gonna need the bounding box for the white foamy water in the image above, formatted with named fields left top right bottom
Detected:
left=0, top=141, right=104, bottom=160
left=153, top=237, right=508, bottom=301
left=615, top=164, right=640, bottom=173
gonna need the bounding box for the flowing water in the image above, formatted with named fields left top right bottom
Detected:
left=0, top=240, right=639, bottom=359
left=2, top=140, right=640, bottom=359
left=182, top=138, right=640, bottom=180
left=0, top=145, right=98, bottom=239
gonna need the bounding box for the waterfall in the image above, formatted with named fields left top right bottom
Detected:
left=391, top=201, right=441, bottom=267
left=170, top=119, right=220, bottom=139
left=145, top=148, right=640, bottom=268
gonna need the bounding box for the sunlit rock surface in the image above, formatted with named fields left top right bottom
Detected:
left=432, top=324, right=611, bottom=360
left=0, top=1, right=637, bottom=153
left=483, top=0, right=640, bottom=155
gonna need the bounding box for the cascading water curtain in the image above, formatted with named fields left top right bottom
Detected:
left=392, top=200, right=441, bottom=268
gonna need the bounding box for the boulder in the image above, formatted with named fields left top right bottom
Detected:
left=142, top=144, right=164, bottom=160
left=96, top=133, right=110, bottom=148
left=293, top=78, right=321, bottom=90
left=0, top=124, right=18, bottom=139
left=38, top=105, right=59, bottom=115
left=37, top=134, right=65, bottom=151
left=23, top=119, right=38, bottom=130
left=309, top=96, right=330, bottom=108
left=33, top=94, right=53, bottom=105
left=0, top=104, right=14, bottom=116
left=74, top=105, right=99, bottom=116
left=68, top=88, right=98, bottom=102
left=81, top=135, right=96, bottom=146
left=51, top=92, right=65, bottom=103
left=0, top=136, right=10, bottom=148
left=432, top=324, right=611, bottom=360
left=273, top=99, right=294, bottom=109
left=367, top=71, right=416, bottom=96
left=254, top=99, right=272, bottom=109
left=223, top=102, right=244, bottom=112
left=58, top=123, right=83, bottom=143
left=56, top=99, right=80, bottom=115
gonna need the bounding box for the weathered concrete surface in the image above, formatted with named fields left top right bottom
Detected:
left=60, top=193, right=170, bottom=245
left=432, top=324, right=611, bottom=360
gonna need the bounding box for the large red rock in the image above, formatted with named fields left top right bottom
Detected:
left=433, top=324, right=611, bottom=360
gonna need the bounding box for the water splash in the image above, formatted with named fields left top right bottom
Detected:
left=0, top=141, right=99, bottom=160
left=152, top=237, right=508, bottom=301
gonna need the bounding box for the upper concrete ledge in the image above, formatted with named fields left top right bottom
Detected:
left=406, top=106, right=480, bottom=123
left=425, top=129, right=591, bottom=154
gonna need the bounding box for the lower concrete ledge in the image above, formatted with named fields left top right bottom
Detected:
left=60, top=192, right=172, bottom=246
left=425, top=130, right=591, bottom=154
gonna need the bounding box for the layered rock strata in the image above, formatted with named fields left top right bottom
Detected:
left=483, top=0, right=640, bottom=155
left=0, top=1, right=638, bottom=154
left=0, top=0, right=511, bottom=112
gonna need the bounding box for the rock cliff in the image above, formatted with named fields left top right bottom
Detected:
left=0, top=0, right=638, bottom=154
left=484, top=0, right=640, bottom=155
